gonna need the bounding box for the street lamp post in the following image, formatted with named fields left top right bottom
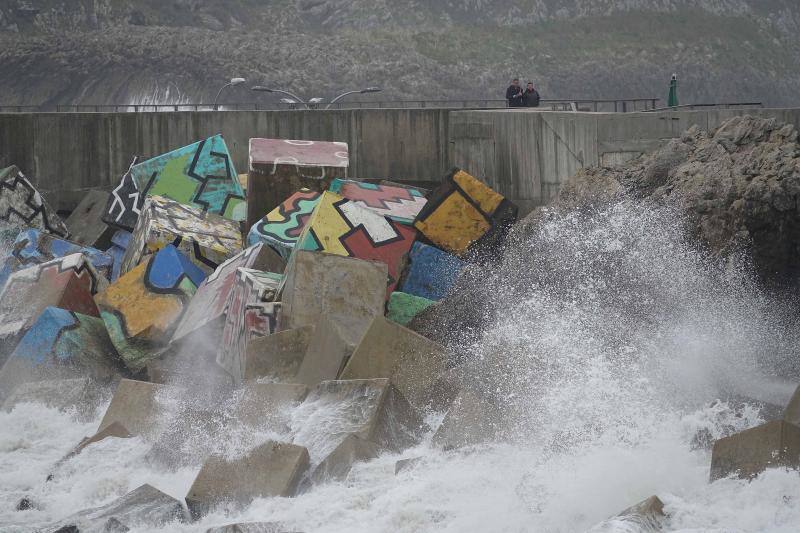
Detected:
left=251, top=86, right=308, bottom=109
left=325, top=87, right=381, bottom=110
left=213, top=77, right=246, bottom=110
left=251, top=86, right=382, bottom=110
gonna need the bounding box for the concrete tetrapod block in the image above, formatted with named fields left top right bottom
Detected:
left=386, top=291, right=436, bottom=327
left=311, top=433, right=380, bottom=484
left=97, top=378, right=176, bottom=439
left=120, top=195, right=242, bottom=276
left=399, top=241, right=465, bottom=301
left=244, top=326, right=314, bottom=381
left=294, top=190, right=417, bottom=298
left=278, top=250, right=387, bottom=348
left=247, top=138, right=348, bottom=232
left=48, top=484, right=187, bottom=531
left=328, top=178, right=427, bottom=225
left=95, top=244, right=206, bottom=371
left=0, top=165, right=70, bottom=239
left=784, top=384, right=800, bottom=426
left=292, top=317, right=352, bottom=387
left=0, top=307, right=123, bottom=403
left=413, top=167, right=518, bottom=258
left=293, top=379, right=424, bottom=463
left=710, top=420, right=800, bottom=481
left=339, top=316, right=448, bottom=410
left=185, top=440, right=310, bottom=520
left=247, top=188, right=323, bottom=260
left=64, top=189, right=115, bottom=249
left=236, top=382, right=309, bottom=431
left=1, top=377, right=105, bottom=414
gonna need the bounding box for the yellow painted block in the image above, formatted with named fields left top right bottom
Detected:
left=451, top=170, right=503, bottom=215
left=414, top=194, right=490, bottom=255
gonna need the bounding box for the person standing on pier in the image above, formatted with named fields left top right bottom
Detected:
left=523, top=81, right=540, bottom=107
left=506, top=78, right=524, bottom=107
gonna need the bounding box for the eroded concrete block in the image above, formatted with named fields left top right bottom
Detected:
left=95, top=245, right=205, bottom=371
left=278, top=250, right=387, bottom=348
left=311, top=433, right=379, bottom=484
left=0, top=165, right=69, bottom=238
left=399, top=241, right=465, bottom=301
left=186, top=440, right=310, bottom=520
left=244, top=326, right=314, bottom=381
left=247, top=138, right=348, bottom=231
left=710, top=420, right=800, bottom=481
left=293, top=317, right=351, bottom=387
left=65, top=189, right=115, bottom=249
left=120, top=195, right=242, bottom=276
left=247, top=188, right=322, bottom=260
left=413, top=168, right=518, bottom=257
left=328, top=178, right=427, bottom=225
left=97, top=378, right=175, bottom=439
left=295, top=190, right=416, bottom=297
left=386, top=291, right=435, bottom=327
left=340, top=316, right=447, bottom=410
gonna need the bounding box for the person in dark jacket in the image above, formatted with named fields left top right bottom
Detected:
left=523, top=81, right=540, bottom=107
left=505, top=78, right=523, bottom=107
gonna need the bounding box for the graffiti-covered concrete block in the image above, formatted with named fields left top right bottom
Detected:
left=279, top=250, right=386, bottom=347
left=247, top=138, right=348, bottom=231
left=120, top=195, right=242, bottom=276
left=0, top=253, right=107, bottom=354
left=340, top=316, right=447, bottom=409
left=328, top=179, right=427, bottom=225
left=400, top=241, right=465, bottom=301
left=413, top=168, right=518, bottom=257
left=0, top=228, right=113, bottom=289
left=104, top=136, right=245, bottom=233
left=387, top=292, right=435, bottom=327
left=0, top=165, right=69, bottom=238
left=108, top=230, right=131, bottom=282
left=95, top=245, right=206, bottom=371
left=0, top=307, right=122, bottom=401
left=296, top=191, right=416, bottom=297
left=710, top=420, right=800, bottom=481
left=246, top=188, right=322, bottom=260
left=65, top=189, right=115, bottom=249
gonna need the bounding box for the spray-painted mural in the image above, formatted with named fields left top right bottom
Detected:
left=95, top=244, right=206, bottom=371
left=108, top=230, right=132, bottom=282
left=328, top=179, right=427, bottom=225
left=120, top=195, right=242, bottom=276
left=413, top=168, right=518, bottom=257
left=247, top=138, right=349, bottom=231
left=296, top=191, right=417, bottom=297
left=0, top=165, right=70, bottom=239
left=399, top=241, right=465, bottom=301
left=246, top=188, right=322, bottom=260
left=103, top=156, right=140, bottom=232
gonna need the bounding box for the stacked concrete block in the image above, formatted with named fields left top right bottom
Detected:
left=104, top=135, right=245, bottom=233
left=311, top=433, right=379, bottom=483
left=120, top=195, right=242, bottom=276
left=328, top=178, right=427, bottom=224
left=244, top=326, right=314, bottom=381
left=247, top=138, right=348, bottom=231
left=64, top=189, right=115, bottom=249
left=413, top=167, right=518, bottom=257
left=0, top=228, right=113, bottom=289
left=0, top=165, right=70, bottom=238
left=95, top=244, right=206, bottom=371
left=278, top=250, right=387, bottom=348
left=387, top=291, right=435, bottom=326
left=236, top=382, right=309, bottom=430
left=186, top=440, right=310, bottom=520
left=1, top=377, right=106, bottom=415
left=710, top=420, right=800, bottom=480
left=400, top=241, right=465, bottom=301
left=784, top=384, right=800, bottom=425
left=0, top=253, right=107, bottom=359
left=97, top=378, right=176, bottom=438
left=0, top=306, right=122, bottom=401
left=295, top=190, right=417, bottom=297
left=247, top=188, right=322, bottom=260
left=293, top=317, right=352, bottom=387
left=340, top=316, right=448, bottom=409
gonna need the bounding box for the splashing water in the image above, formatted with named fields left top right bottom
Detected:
left=2, top=198, right=800, bottom=532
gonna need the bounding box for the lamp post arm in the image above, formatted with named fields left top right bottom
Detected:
left=213, top=82, right=233, bottom=110
left=271, top=89, right=308, bottom=108
left=325, top=90, right=360, bottom=110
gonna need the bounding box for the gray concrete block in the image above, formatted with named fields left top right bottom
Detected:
left=339, top=316, right=448, bottom=410
left=244, top=326, right=314, bottom=381
left=1, top=377, right=106, bottom=417
left=206, top=523, right=297, bottom=533
left=311, top=433, right=379, bottom=484
left=278, top=251, right=387, bottom=348
left=97, top=379, right=176, bottom=439
left=784, top=384, right=800, bottom=426
left=64, top=189, right=115, bottom=249
left=186, top=440, right=310, bottom=520
left=236, top=382, right=309, bottom=430
left=394, top=457, right=422, bottom=475
left=432, top=388, right=502, bottom=450
left=293, top=317, right=352, bottom=387
left=710, top=420, right=800, bottom=481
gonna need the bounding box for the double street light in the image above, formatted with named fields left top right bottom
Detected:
left=251, top=86, right=382, bottom=109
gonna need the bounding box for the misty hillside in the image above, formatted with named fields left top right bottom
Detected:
left=1, top=0, right=800, bottom=107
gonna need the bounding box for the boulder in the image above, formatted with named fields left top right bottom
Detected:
left=311, top=433, right=379, bottom=483
left=236, top=382, right=308, bottom=430
left=0, top=307, right=122, bottom=403
left=710, top=419, right=800, bottom=480
left=95, top=245, right=205, bottom=371
left=185, top=440, right=310, bottom=520
left=1, top=377, right=105, bottom=416
left=64, top=189, right=115, bottom=249
left=97, top=379, right=176, bottom=439
left=294, top=190, right=417, bottom=297
left=328, top=178, right=427, bottom=224
left=278, top=250, right=387, bottom=348
left=292, top=317, right=351, bottom=387
left=246, top=138, right=348, bottom=231
left=784, top=384, right=800, bottom=426
left=247, top=188, right=323, bottom=260
left=339, top=316, right=448, bottom=409
left=413, top=167, right=517, bottom=258
left=386, top=291, right=435, bottom=327
left=244, top=326, right=314, bottom=381
left=399, top=241, right=465, bottom=301
left=0, top=165, right=70, bottom=239
left=120, top=195, right=242, bottom=276
left=46, top=484, right=186, bottom=532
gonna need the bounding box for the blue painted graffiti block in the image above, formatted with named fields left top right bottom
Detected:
left=400, top=241, right=465, bottom=301
left=108, top=230, right=132, bottom=282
